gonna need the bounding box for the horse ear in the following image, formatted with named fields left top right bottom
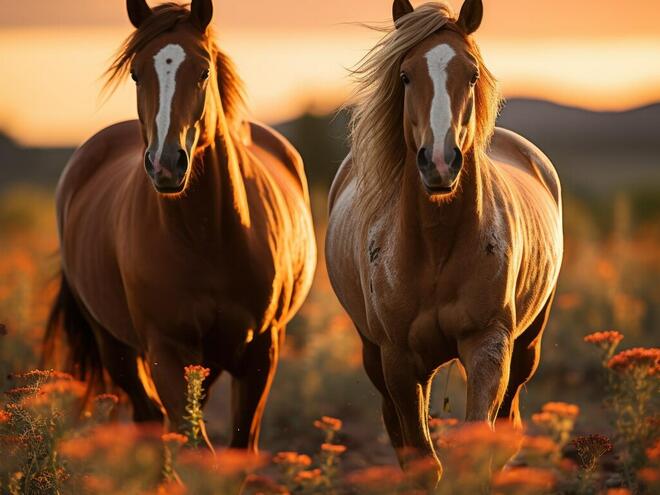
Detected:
left=126, top=0, right=152, bottom=29
left=457, top=0, right=483, bottom=34
left=190, top=0, right=214, bottom=31
left=392, top=0, right=414, bottom=26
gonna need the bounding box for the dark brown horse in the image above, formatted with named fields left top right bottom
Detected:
left=45, top=0, right=316, bottom=453
left=326, top=0, right=563, bottom=485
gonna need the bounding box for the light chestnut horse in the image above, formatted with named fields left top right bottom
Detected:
left=45, top=0, right=316, bottom=452
left=326, top=0, right=563, bottom=483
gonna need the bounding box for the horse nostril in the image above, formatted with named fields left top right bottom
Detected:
left=417, top=147, right=432, bottom=169
left=450, top=147, right=463, bottom=171
left=144, top=151, right=154, bottom=176
left=175, top=149, right=188, bottom=176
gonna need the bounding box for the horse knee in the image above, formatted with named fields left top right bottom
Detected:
left=459, top=330, right=514, bottom=423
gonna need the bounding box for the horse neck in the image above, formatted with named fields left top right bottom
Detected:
left=396, top=147, right=489, bottom=251
left=153, top=117, right=251, bottom=242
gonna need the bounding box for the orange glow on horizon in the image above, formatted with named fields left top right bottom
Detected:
left=0, top=27, right=659, bottom=146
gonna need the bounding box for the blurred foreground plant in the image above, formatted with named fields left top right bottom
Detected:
left=182, top=365, right=210, bottom=448
left=0, top=369, right=87, bottom=493
left=584, top=331, right=660, bottom=491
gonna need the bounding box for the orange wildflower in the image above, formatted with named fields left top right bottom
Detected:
left=25, top=379, right=86, bottom=407
left=321, top=443, right=347, bottom=455
left=346, top=466, right=405, bottom=487
left=522, top=435, right=558, bottom=455
left=428, top=417, right=459, bottom=429
left=584, top=331, right=624, bottom=346
left=492, top=467, right=556, bottom=489
left=541, top=402, right=580, bottom=418
left=178, top=448, right=267, bottom=475
left=606, top=489, right=632, bottom=495
left=607, top=347, right=660, bottom=375
left=647, top=439, right=660, bottom=460
left=294, top=468, right=321, bottom=482
left=82, top=474, right=115, bottom=492
left=152, top=482, right=186, bottom=495
left=162, top=432, right=188, bottom=446
left=60, top=423, right=162, bottom=462
left=639, top=467, right=660, bottom=483
left=273, top=451, right=312, bottom=467
left=313, top=416, right=342, bottom=431
left=0, top=409, right=11, bottom=424
left=442, top=420, right=520, bottom=448
left=531, top=411, right=555, bottom=427
left=183, top=365, right=210, bottom=381
left=559, top=458, right=578, bottom=473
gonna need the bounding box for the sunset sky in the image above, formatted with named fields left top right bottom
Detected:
left=1, top=0, right=659, bottom=146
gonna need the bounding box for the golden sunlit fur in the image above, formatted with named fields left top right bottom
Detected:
left=348, top=2, right=499, bottom=240
left=327, top=1, right=563, bottom=485
left=45, top=0, right=316, bottom=455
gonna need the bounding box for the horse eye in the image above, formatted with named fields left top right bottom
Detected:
left=200, top=69, right=210, bottom=81
left=400, top=73, right=410, bottom=85
left=130, top=70, right=139, bottom=84
left=470, top=72, right=479, bottom=86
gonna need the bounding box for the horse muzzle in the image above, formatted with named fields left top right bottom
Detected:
left=145, top=147, right=190, bottom=194
left=416, top=146, right=463, bottom=194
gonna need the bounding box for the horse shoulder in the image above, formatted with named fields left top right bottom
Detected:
left=487, top=127, right=561, bottom=206
left=325, top=153, right=372, bottom=333
left=328, top=153, right=354, bottom=214
left=56, top=120, right=143, bottom=231
left=246, top=121, right=309, bottom=202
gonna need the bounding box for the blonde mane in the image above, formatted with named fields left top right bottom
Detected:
left=348, top=2, right=500, bottom=237
left=104, top=2, right=245, bottom=128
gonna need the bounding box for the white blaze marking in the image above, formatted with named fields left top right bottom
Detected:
left=154, top=44, right=186, bottom=161
left=425, top=44, right=456, bottom=166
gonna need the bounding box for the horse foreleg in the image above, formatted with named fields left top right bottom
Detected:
left=92, top=323, right=164, bottom=423
left=499, top=291, right=554, bottom=428
left=229, top=327, right=279, bottom=453
left=360, top=338, right=404, bottom=451
left=380, top=345, right=441, bottom=488
left=147, top=338, right=203, bottom=432
left=458, top=327, right=513, bottom=425
left=498, top=339, right=542, bottom=428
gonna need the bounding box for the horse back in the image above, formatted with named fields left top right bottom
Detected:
left=328, top=153, right=354, bottom=214
left=246, top=121, right=310, bottom=204
left=487, top=127, right=561, bottom=206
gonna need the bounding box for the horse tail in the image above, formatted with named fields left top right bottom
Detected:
left=43, top=272, right=104, bottom=395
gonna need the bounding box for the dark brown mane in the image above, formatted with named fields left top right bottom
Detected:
left=104, top=2, right=245, bottom=125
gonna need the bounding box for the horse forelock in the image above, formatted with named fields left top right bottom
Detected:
left=347, top=2, right=500, bottom=240
left=103, top=2, right=245, bottom=129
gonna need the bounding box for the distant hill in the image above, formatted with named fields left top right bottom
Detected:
left=498, top=99, right=660, bottom=146
left=496, top=99, right=660, bottom=193
left=1, top=99, right=658, bottom=194
left=0, top=134, right=73, bottom=191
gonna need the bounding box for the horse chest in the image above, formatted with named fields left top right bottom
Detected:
left=123, top=239, right=278, bottom=336
left=365, top=231, right=514, bottom=344
left=365, top=238, right=434, bottom=342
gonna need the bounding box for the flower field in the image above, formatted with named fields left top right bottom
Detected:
left=0, top=186, right=658, bottom=494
